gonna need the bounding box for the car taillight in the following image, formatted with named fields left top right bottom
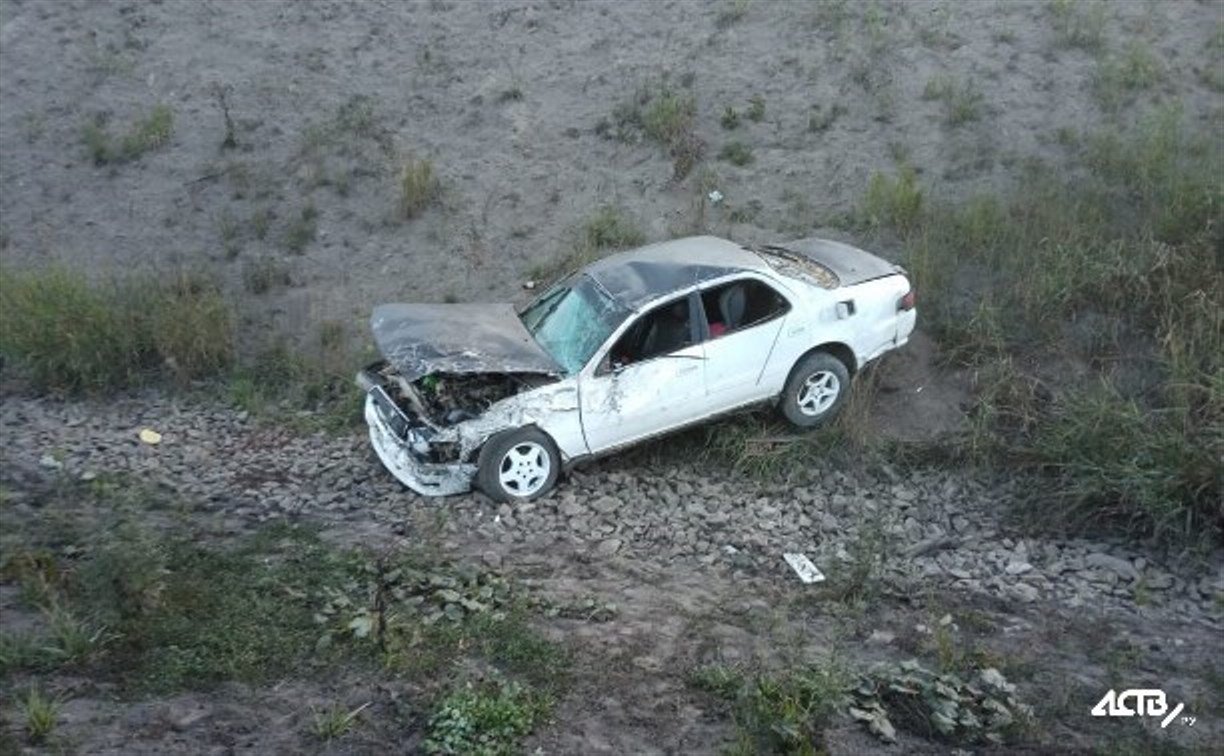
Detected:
left=898, top=290, right=916, bottom=311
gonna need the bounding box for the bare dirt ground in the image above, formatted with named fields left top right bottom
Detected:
left=2, top=0, right=1223, bottom=754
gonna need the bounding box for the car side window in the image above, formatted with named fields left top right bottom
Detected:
left=606, top=296, right=694, bottom=370
left=701, top=279, right=790, bottom=338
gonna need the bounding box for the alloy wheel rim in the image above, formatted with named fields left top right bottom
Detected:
left=797, top=370, right=840, bottom=416
left=498, top=441, right=551, bottom=496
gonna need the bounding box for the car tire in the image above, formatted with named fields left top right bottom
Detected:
left=780, top=351, right=851, bottom=428
left=476, top=427, right=561, bottom=503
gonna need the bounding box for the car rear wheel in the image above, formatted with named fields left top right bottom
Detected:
left=476, top=427, right=561, bottom=502
left=780, top=352, right=850, bottom=428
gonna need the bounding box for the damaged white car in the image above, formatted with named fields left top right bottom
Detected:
left=356, top=235, right=916, bottom=502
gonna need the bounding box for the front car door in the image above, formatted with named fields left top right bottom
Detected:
left=578, top=292, right=708, bottom=453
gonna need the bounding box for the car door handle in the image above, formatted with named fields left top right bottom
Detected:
left=676, top=365, right=699, bottom=376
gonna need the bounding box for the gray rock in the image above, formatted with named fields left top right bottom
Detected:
left=1009, top=583, right=1039, bottom=602
left=592, top=495, right=621, bottom=514
left=596, top=538, right=622, bottom=556
left=1005, top=560, right=1033, bottom=576
left=1084, top=552, right=1138, bottom=582
left=560, top=499, right=583, bottom=517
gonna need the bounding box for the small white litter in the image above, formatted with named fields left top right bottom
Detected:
left=783, top=552, right=826, bottom=584
left=707, top=190, right=724, bottom=205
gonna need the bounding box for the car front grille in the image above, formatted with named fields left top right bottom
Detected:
left=370, top=386, right=412, bottom=440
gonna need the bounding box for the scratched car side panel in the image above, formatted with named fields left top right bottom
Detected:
left=578, top=342, right=708, bottom=454
left=452, top=379, right=588, bottom=461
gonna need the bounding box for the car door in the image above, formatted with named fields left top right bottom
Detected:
left=698, top=277, right=791, bottom=408
left=578, top=293, right=707, bottom=453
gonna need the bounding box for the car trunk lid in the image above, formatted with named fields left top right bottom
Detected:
left=771, top=238, right=902, bottom=287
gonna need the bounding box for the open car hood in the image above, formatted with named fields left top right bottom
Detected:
left=370, top=303, right=562, bottom=382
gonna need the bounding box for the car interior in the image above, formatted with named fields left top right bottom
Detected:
left=701, top=280, right=789, bottom=337
left=604, top=281, right=791, bottom=370
left=608, top=297, right=694, bottom=368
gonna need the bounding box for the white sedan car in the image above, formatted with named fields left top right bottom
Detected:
left=356, top=235, right=915, bottom=501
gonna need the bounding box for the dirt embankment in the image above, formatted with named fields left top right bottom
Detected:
left=2, top=0, right=1222, bottom=752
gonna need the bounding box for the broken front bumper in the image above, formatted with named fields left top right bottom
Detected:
left=362, top=392, right=477, bottom=497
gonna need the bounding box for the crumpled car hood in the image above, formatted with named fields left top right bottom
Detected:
left=371, top=303, right=562, bottom=382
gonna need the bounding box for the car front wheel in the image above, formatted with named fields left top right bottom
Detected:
left=780, top=352, right=851, bottom=428
left=476, top=427, right=561, bottom=502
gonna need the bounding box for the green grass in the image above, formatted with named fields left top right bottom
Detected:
left=693, top=660, right=851, bottom=755
left=67, top=524, right=363, bottom=692
left=0, top=631, right=44, bottom=674
left=226, top=326, right=368, bottom=433
left=0, top=266, right=234, bottom=393
left=746, top=94, right=766, bottom=123
left=1048, top=0, right=1108, bottom=53
left=720, top=106, right=740, bottom=130
left=311, top=702, right=368, bottom=741
left=18, top=688, right=59, bottom=743
left=922, top=76, right=984, bottom=126
left=242, top=256, right=291, bottom=294
left=641, top=89, right=697, bottom=145
left=859, top=163, right=924, bottom=231
left=609, top=83, right=704, bottom=179
left=1094, top=42, right=1163, bottom=111
left=424, top=679, right=552, bottom=756
left=400, top=156, right=441, bottom=219
left=718, top=141, right=754, bottom=166
left=82, top=104, right=174, bottom=164
left=41, top=601, right=110, bottom=663
left=858, top=105, right=1222, bottom=548
left=284, top=204, right=318, bottom=253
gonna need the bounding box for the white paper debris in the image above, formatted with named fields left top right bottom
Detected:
left=707, top=190, right=724, bottom=205
left=783, top=552, right=826, bottom=583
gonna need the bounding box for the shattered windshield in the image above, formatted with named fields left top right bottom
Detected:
left=520, top=275, right=628, bottom=375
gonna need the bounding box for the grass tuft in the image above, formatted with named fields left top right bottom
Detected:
left=82, top=104, right=174, bottom=165
left=312, top=702, right=368, bottom=741
left=922, top=76, right=984, bottom=126
left=718, top=141, right=754, bottom=166
left=859, top=164, right=924, bottom=231
left=18, top=688, right=60, bottom=743
left=746, top=94, right=766, bottom=122
left=695, top=659, right=851, bottom=754
left=610, top=83, right=704, bottom=180
left=1094, top=42, right=1163, bottom=111
left=399, top=156, right=441, bottom=219
left=1048, top=0, right=1108, bottom=53
left=720, top=105, right=740, bottom=130
left=0, top=266, right=234, bottom=393
left=424, top=679, right=552, bottom=756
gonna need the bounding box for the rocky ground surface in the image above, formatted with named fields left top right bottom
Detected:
left=3, top=391, right=1221, bottom=753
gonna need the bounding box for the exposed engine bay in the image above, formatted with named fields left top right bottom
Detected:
left=365, top=360, right=555, bottom=429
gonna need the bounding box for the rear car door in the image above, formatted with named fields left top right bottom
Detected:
left=698, top=278, right=791, bottom=408
left=578, top=293, right=708, bottom=453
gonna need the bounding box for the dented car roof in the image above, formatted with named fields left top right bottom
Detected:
left=371, top=303, right=561, bottom=381
left=581, top=235, right=899, bottom=309
left=583, top=236, right=769, bottom=310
